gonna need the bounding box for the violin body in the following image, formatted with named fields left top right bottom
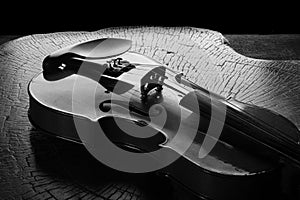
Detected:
left=28, top=38, right=300, bottom=199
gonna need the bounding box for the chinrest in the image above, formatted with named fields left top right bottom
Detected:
left=49, top=38, right=132, bottom=59
left=42, top=38, right=132, bottom=80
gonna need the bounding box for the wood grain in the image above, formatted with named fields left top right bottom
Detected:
left=0, top=27, right=299, bottom=200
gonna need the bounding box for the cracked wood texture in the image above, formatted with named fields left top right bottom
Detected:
left=0, top=27, right=299, bottom=200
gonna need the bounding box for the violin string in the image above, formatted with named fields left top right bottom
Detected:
left=81, top=57, right=192, bottom=93
left=117, top=65, right=192, bottom=93
left=79, top=59, right=197, bottom=98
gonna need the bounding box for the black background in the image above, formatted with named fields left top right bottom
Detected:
left=1, top=3, right=299, bottom=35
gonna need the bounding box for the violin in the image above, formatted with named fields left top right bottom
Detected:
left=28, top=38, right=300, bottom=199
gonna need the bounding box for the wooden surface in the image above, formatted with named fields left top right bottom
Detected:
left=0, top=27, right=300, bottom=200
left=225, top=34, right=300, bottom=60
